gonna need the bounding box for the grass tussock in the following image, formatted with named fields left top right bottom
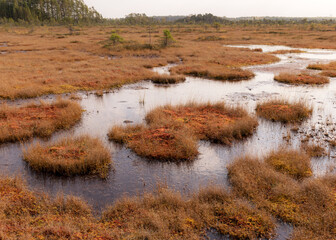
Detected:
left=171, top=64, right=255, bottom=81
left=146, top=102, right=258, bottom=145
left=270, top=49, right=305, bottom=54
left=265, top=149, right=312, bottom=180
left=228, top=156, right=336, bottom=239
left=301, top=143, right=326, bottom=157
left=23, top=135, right=112, bottom=178
left=256, top=99, right=312, bottom=123
left=308, top=62, right=336, bottom=77
left=108, top=124, right=198, bottom=161
left=274, top=73, right=329, bottom=85
left=319, top=70, right=336, bottom=77
left=0, top=99, right=82, bottom=143
left=307, top=61, right=336, bottom=71
left=0, top=176, right=276, bottom=239
left=150, top=74, right=186, bottom=84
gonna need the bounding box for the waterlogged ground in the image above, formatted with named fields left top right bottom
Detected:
left=1, top=44, right=336, bottom=238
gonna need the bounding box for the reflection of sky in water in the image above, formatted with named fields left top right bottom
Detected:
left=1, top=45, right=336, bottom=212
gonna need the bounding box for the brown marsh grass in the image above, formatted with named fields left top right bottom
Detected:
left=256, top=99, right=312, bottom=123
left=23, top=135, right=112, bottom=178
left=0, top=176, right=276, bottom=239
left=228, top=156, right=336, bottom=239
left=150, top=73, right=186, bottom=84
left=108, top=123, right=198, bottom=161
left=265, top=149, right=312, bottom=180
left=0, top=98, right=82, bottom=143
left=146, top=102, right=259, bottom=145
left=103, top=186, right=275, bottom=239
left=274, top=73, right=329, bottom=85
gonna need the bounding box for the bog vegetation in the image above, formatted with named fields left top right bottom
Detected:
left=109, top=102, right=258, bottom=161
left=2, top=10, right=336, bottom=240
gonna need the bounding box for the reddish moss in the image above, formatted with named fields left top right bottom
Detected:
left=108, top=124, right=198, bottom=161
left=146, top=102, right=258, bottom=145
left=0, top=99, right=82, bottom=143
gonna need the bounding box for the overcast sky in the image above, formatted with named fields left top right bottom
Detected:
left=83, top=0, right=336, bottom=19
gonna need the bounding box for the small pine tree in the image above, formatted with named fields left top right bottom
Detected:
left=110, top=33, right=124, bottom=45
left=163, top=29, right=174, bottom=47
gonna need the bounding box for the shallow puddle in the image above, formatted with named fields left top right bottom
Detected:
left=1, top=44, right=336, bottom=233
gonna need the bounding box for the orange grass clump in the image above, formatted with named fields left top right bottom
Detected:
left=274, top=73, right=329, bottom=85
left=0, top=99, right=82, bottom=143
left=23, top=135, right=112, bottom=178
left=228, top=156, right=336, bottom=239
left=146, top=102, right=258, bottom=145
left=265, top=149, right=312, bottom=180
left=256, top=100, right=312, bottom=123
left=108, top=124, right=198, bottom=161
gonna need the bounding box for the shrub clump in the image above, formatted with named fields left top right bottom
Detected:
left=274, top=73, right=329, bottom=85
left=171, top=64, right=255, bottom=81
left=23, top=135, right=112, bottom=178
left=0, top=99, right=82, bottom=143
left=265, top=149, right=312, bottom=180
left=256, top=100, right=312, bottom=123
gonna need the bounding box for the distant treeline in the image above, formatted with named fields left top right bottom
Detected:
left=0, top=0, right=102, bottom=24
left=2, top=7, right=336, bottom=26
left=107, top=13, right=336, bottom=26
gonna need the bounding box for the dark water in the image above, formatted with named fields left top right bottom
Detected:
left=2, top=44, right=336, bottom=239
